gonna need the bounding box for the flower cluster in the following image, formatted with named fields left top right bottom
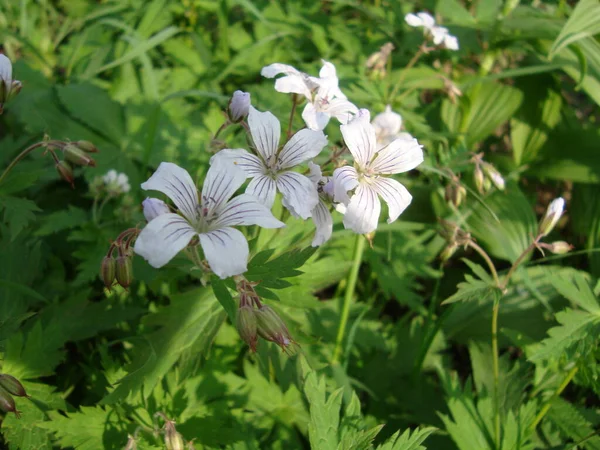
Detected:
left=405, top=12, right=459, bottom=51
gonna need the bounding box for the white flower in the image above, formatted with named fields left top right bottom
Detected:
left=405, top=11, right=459, bottom=50
left=307, top=162, right=333, bottom=247
left=134, top=161, right=284, bottom=277
left=211, top=106, right=327, bottom=219
left=539, top=197, right=565, bottom=237
left=0, top=54, right=12, bottom=95
left=333, top=109, right=424, bottom=234
left=103, top=170, right=130, bottom=194
left=142, top=197, right=170, bottom=222
left=261, top=63, right=319, bottom=100
left=229, top=90, right=251, bottom=122
left=372, top=105, right=414, bottom=150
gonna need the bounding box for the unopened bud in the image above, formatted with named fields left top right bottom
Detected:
left=228, top=90, right=251, bottom=122
left=445, top=183, right=466, bottom=207
left=0, top=386, right=20, bottom=418
left=474, top=166, right=485, bottom=194
left=255, top=305, right=293, bottom=349
left=142, top=197, right=170, bottom=222
left=236, top=305, right=258, bottom=352
left=64, top=144, right=96, bottom=167
left=0, top=375, right=27, bottom=398
left=115, top=255, right=133, bottom=289
left=482, top=163, right=505, bottom=190
left=165, top=422, right=185, bottom=450
left=56, top=161, right=75, bottom=187
left=74, top=140, right=98, bottom=153
left=6, top=80, right=21, bottom=102
left=123, top=435, right=137, bottom=450
left=440, top=243, right=458, bottom=262
left=539, top=197, right=565, bottom=237
left=101, top=256, right=116, bottom=290
left=547, top=241, right=572, bottom=255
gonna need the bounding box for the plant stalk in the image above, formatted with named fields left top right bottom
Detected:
left=530, top=365, right=579, bottom=431
left=0, top=141, right=51, bottom=185
left=467, top=241, right=500, bottom=286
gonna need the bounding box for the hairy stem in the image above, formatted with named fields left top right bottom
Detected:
left=467, top=241, right=500, bottom=286
left=332, top=234, right=366, bottom=364
left=530, top=365, right=579, bottom=431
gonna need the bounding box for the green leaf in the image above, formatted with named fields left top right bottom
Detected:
left=304, top=371, right=343, bottom=450
left=548, top=398, right=600, bottom=449
left=442, top=260, right=501, bottom=305
left=375, top=427, right=436, bottom=450
left=34, top=206, right=88, bottom=236
left=0, top=196, right=41, bottom=240
left=549, top=0, right=600, bottom=58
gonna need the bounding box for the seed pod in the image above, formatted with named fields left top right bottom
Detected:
left=440, top=243, right=458, bottom=262
left=236, top=305, right=258, bottom=352
left=74, top=140, right=98, bottom=153
left=101, top=256, right=116, bottom=290
left=115, top=256, right=133, bottom=289
left=63, top=143, right=96, bottom=167
left=0, top=385, right=20, bottom=418
left=474, top=165, right=485, bottom=194
left=55, top=160, right=75, bottom=187
left=482, top=163, right=505, bottom=190
left=6, top=80, right=22, bottom=102
left=548, top=241, right=573, bottom=255
left=0, top=374, right=27, bottom=398
left=255, top=305, right=293, bottom=349
left=165, top=422, right=185, bottom=450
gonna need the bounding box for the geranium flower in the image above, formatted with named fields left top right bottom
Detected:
left=307, top=162, right=334, bottom=246
left=260, top=63, right=319, bottom=100
left=405, top=12, right=459, bottom=50
left=211, top=106, right=327, bottom=219
left=134, top=161, right=284, bottom=278
left=103, top=170, right=131, bottom=194
left=333, top=109, right=424, bottom=234
left=372, top=105, right=414, bottom=150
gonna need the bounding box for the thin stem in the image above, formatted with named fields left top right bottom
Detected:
left=467, top=241, right=500, bottom=286
left=287, top=96, right=298, bottom=139
left=214, top=121, right=229, bottom=140
left=388, top=44, right=426, bottom=103
left=0, top=141, right=48, bottom=185
left=492, top=296, right=501, bottom=448
left=500, top=237, right=541, bottom=291
left=332, top=234, right=366, bottom=364
left=530, top=365, right=579, bottom=431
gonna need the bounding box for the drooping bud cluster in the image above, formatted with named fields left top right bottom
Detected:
left=0, top=373, right=28, bottom=418
left=365, top=42, right=395, bottom=79
left=471, top=153, right=505, bottom=194
left=234, top=277, right=295, bottom=353
left=101, top=228, right=139, bottom=291
left=444, top=174, right=467, bottom=208
left=438, top=219, right=472, bottom=261
left=0, top=54, right=23, bottom=114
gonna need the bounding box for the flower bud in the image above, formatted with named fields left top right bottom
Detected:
left=123, top=434, right=137, bottom=450
left=474, top=165, right=485, bottom=194
left=539, top=197, right=565, bottom=237
left=440, top=243, right=458, bottom=262
left=101, top=256, right=116, bottom=290
left=56, top=160, right=75, bottom=187
left=74, top=140, right=98, bottom=153
left=445, top=183, right=466, bottom=207
left=482, top=163, right=505, bottom=190
left=236, top=305, right=258, bottom=352
left=142, top=198, right=170, bottom=222
left=0, top=374, right=27, bottom=398
left=255, top=305, right=293, bottom=350
left=0, top=386, right=20, bottom=418
left=228, top=90, right=251, bottom=122
left=115, top=255, right=133, bottom=289
left=547, top=241, right=573, bottom=255
left=63, top=143, right=96, bottom=167
left=165, top=422, right=185, bottom=450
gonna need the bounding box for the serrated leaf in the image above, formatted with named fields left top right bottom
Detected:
left=548, top=398, right=600, bottom=449
left=0, top=196, right=41, bottom=240
left=375, top=427, right=436, bottom=450
left=304, top=371, right=343, bottom=450
left=35, top=206, right=88, bottom=236
left=442, top=260, right=501, bottom=305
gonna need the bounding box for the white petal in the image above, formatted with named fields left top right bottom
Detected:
left=311, top=200, right=333, bottom=247
left=134, top=213, right=197, bottom=268
left=229, top=91, right=251, bottom=121
left=275, top=75, right=313, bottom=99
left=261, top=63, right=301, bottom=78
left=340, top=109, right=377, bottom=168
left=142, top=197, right=170, bottom=222
left=278, top=129, right=328, bottom=169
left=308, top=161, right=323, bottom=184
left=327, top=98, right=358, bottom=124
left=319, top=60, right=337, bottom=80
left=213, top=194, right=285, bottom=228
left=343, top=183, right=381, bottom=234
left=405, top=13, right=424, bottom=27
left=370, top=177, right=412, bottom=223
left=302, top=102, right=331, bottom=131
left=332, top=166, right=359, bottom=205
left=210, top=148, right=266, bottom=177
left=141, top=162, right=199, bottom=221
left=419, top=12, right=436, bottom=28
left=246, top=174, right=277, bottom=208
left=248, top=106, right=281, bottom=162
left=444, top=34, right=459, bottom=51
left=276, top=171, right=319, bottom=219
left=431, top=26, right=448, bottom=45
left=0, top=54, right=12, bottom=87
left=370, top=137, right=424, bottom=175
left=372, top=105, right=402, bottom=137
left=201, top=160, right=247, bottom=215
left=199, top=227, right=249, bottom=279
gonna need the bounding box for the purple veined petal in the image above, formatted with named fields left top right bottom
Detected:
left=327, top=98, right=358, bottom=125
left=276, top=171, right=319, bottom=219
left=340, top=109, right=376, bottom=169
left=278, top=129, right=328, bottom=169
left=332, top=165, right=359, bottom=205
left=302, top=102, right=331, bottom=131
left=210, top=148, right=266, bottom=177
left=248, top=106, right=281, bottom=162
left=213, top=194, right=285, bottom=228
left=142, top=197, right=170, bottom=222
left=199, top=227, right=249, bottom=279
left=274, top=75, right=313, bottom=100
left=261, top=63, right=302, bottom=78
left=201, top=159, right=247, bottom=216
left=311, top=200, right=333, bottom=247
left=370, top=137, right=424, bottom=175
left=246, top=174, right=277, bottom=208
left=343, top=182, right=381, bottom=234
left=134, top=213, right=197, bottom=268
left=370, top=177, right=412, bottom=224
left=141, top=162, right=199, bottom=221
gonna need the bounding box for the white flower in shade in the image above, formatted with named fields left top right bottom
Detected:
left=134, top=161, right=284, bottom=277
left=333, top=109, right=424, bottom=234
left=539, top=197, right=565, bottom=237
left=142, top=197, right=170, bottom=222
left=372, top=105, right=414, bottom=150
left=228, top=90, right=251, bottom=122
left=261, top=63, right=319, bottom=100
left=0, top=54, right=12, bottom=95
left=405, top=12, right=459, bottom=50
left=103, top=170, right=131, bottom=194
left=211, top=106, right=327, bottom=219
left=307, top=162, right=334, bottom=247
